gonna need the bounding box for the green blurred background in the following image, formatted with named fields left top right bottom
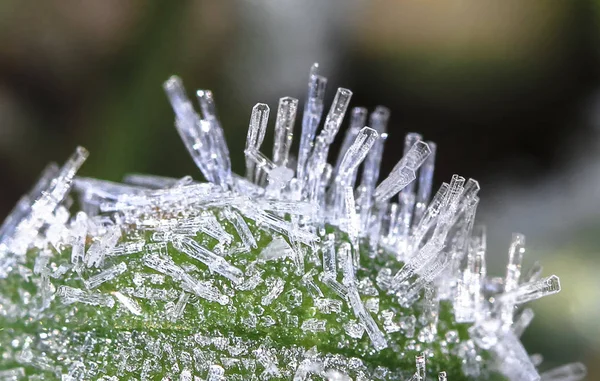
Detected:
left=0, top=0, right=598, bottom=378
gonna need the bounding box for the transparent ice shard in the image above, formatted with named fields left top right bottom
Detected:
left=297, top=63, right=327, bottom=182
left=235, top=200, right=318, bottom=244
left=123, top=173, right=193, bottom=189
left=411, top=183, right=449, bottom=251
left=304, top=87, right=352, bottom=200
left=164, top=77, right=216, bottom=184
left=172, top=235, right=243, bottom=285
left=70, top=212, right=87, bottom=269
left=390, top=238, right=444, bottom=291
left=112, top=291, right=143, bottom=316
left=512, top=308, right=534, bottom=338
left=418, top=285, right=440, bottom=343
left=454, top=226, right=486, bottom=323
left=374, top=140, right=431, bottom=204
left=84, top=262, right=127, bottom=289
left=343, top=187, right=360, bottom=250
left=170, top=291, right=190, bottom=322
left=57, top=286, right=115, bottom=308
left=358, top=107, right=389, bottom=231
left=315, top=297, right=342, bottom=314
left=223, top=208, right=257, bottom=250
left=415, top=353, right=426, bottom=380
left=337, top=127, right=378, bottom=182
left=500, top=233, right=526, bottom=329
left=301, top=268, right=324, bottom=297
left=401, top=252, right=451, bottom=307
left=339, top=242, right=388, bottom=350
left=246, top=103, right=270, bottom=183
left=497, top=275, right=561, bottom=305
left=330, top=127, right=378, bottom=222
left=0, top=163, right=58, bottom=247
left=322, top=233, right=337, bottom=276
left=333, top=107, right=368, bottom=178
left=523, top=261, right=543, bottom=284
left=539, top=362, right=587, bottom=381
left=261, top=277, right=285, bottom=306
left=11, top=148, right=88, bottom=255
left=256, top=199, right=318, bottom=218
left=109, top=240, right=145, bottom=257
left=142, top=253, right=229, bottom=305
left=260, top=236, right=294, bottom=261
left=85, top=225, right=121, bottom=268
left=197, top=89, right=233, bottom=188
left=394, top=133, right=423, bottom=251
left=272, top=96, right=298, bottom=167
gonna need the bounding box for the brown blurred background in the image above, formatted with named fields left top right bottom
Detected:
left=0, top=1, right=598, bottom=378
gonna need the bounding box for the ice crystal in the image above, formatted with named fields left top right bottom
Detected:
left=0, top=64, right=586, bottom=381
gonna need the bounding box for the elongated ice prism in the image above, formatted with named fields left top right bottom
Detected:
left=170, top=291, right=190, bottom=321
left=197, top=89, right=233, bottom=188
left=272, top=97, right=298, bottom=167
left=523, top=261, right=543, bottom=283
left=512, top=308, right=534, bottom=337
left=84, top=262, right=127, bottom=289
left=374, top=141, right=431, bottom=204
left=322, top=233, right=337, bottom=276
left=142, top=253, right=229, bottom=305
left=245, top=103, right=270, bottom=182
left=57, top=286, right=115, bottom=308
left=112, top=291, right=143, bottom=316
left=260, top=236, right=294, bottom=261
left=454, top=226, right=486, bottom=323
left=70, top=212, right=87, bottom=268
left=333, top=107, right=368, bottom=177
left=340, top=242, right=388, bottom=350
left=358, top=106, right=389, bottom=230
left=413, top=141, right=436, bottom=226
left=304, top=88, right=352, bottom=202
left=500, top=233, right=526, bottom=328
left=539, top=362, right=587, bottom=381
left=165, top=77, right=224, bottom=185
left=0, top=163, right=58, bottom=246
left=337, top=127, right=378, bottom=182
left=328, top=126, right=376, bottom=220
left=223, top=208, right=257, bottom=249
left=85, top=225, right=121, bottom=268
left=172, top=235, right=243, bottom=284
left=344, top=187, right=360, bottom=249
left=411, top=183, right=450, bottom=251
left=497, top=275, right=561, bottom=305
left=13, top=148, right=88, bottom=256
left=415, top=353, right=426, bottom=380
left=401, top=252, right=450, bottom=306
left=297, top=63, right=327, bottom=182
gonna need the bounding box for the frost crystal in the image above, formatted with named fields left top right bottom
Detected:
left=0, top=63, right=584, bottom=381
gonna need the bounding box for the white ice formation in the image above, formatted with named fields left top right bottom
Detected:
left=0, top=64, right=586, bottom=381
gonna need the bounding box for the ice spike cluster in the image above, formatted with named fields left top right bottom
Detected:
left=0, top=64, right=587, bottom=381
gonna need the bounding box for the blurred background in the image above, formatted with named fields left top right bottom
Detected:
left=0, top=0, right=598, bottom=378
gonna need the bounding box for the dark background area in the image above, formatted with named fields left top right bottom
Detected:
left=0, top=1, right=599, bottom=378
